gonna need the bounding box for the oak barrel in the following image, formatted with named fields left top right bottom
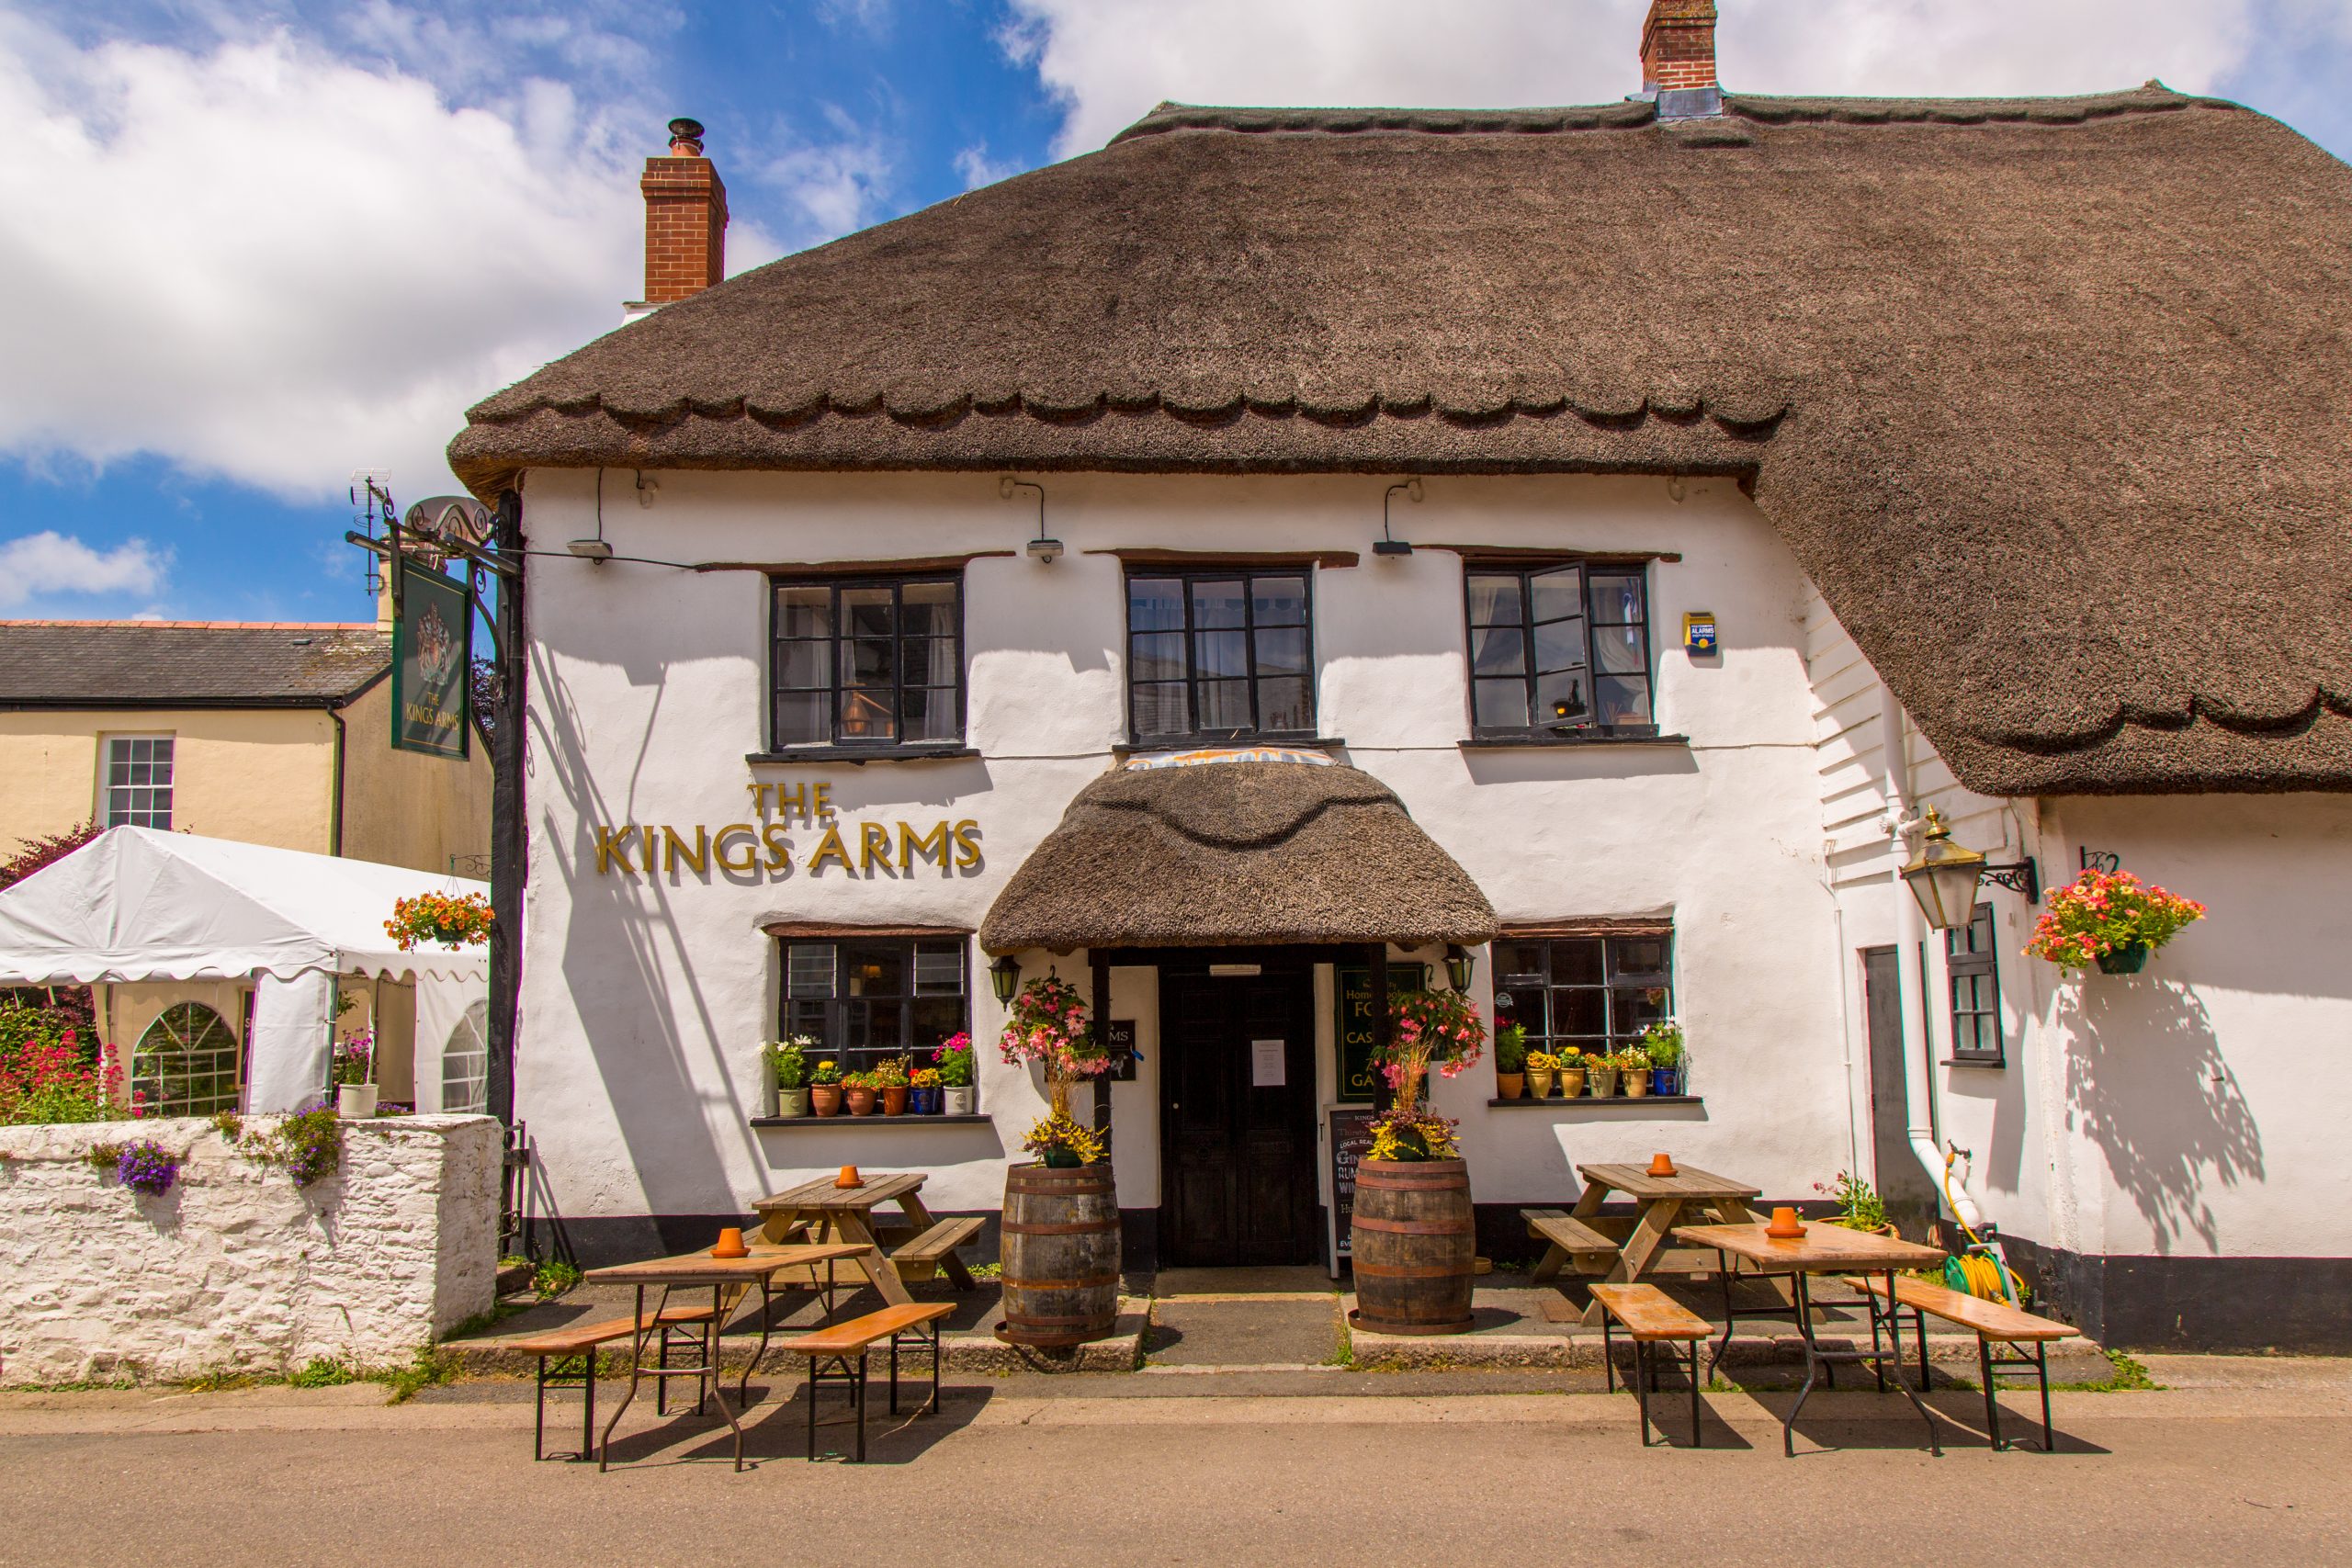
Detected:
left=1348, top=1157, right=1476, bottom=1335
left=997, top=1162, right=1121, bottom=1348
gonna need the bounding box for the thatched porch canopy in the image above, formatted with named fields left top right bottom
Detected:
left=978, top=760, right=1497, bottom=954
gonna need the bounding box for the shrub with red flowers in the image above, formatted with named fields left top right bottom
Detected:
left=998, top=974, right=1106, bottom=1116
left=2026, top=869, right=2206, bottom=974
left=385, top=890, right=493, bottom=951
left=1369, top=987, right=1487, bottom=1111
left=0, top=1029, right=134, bottom=1125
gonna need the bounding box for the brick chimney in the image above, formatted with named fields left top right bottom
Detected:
left=1642, top=1, right=1722, bottom=118
left=632, top=118, right=728, bottom=317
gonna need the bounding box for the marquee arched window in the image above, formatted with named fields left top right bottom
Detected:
left=131, top=1002, right=241, bottom=1116
left=441, top=1003, right=489, bottom=1114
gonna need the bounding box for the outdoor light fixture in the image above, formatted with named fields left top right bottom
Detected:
left=566, top=538, right=614, bottom=561
left=1001, top=476, right=1060, bottom=563
left=989, top=953, right=1023, bottom=1006
left=1444, top=944, right=1475, bottom=993
left=1900, top=806, right=2041, bottom=931
left=1375, top=476, right=1423, bottom=557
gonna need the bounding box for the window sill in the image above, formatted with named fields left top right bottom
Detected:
left=1459, top=733, right=1690, bottom=750
left=1119, top=736, right=1344, bottom=755
left=745, top=745, right=980, bottom=765
left=751, top=1111, right=993, bottom=1127
left=1940, top=1058, right=2007, bottom=1069
left=1487, top=1095, right=1704, bottom=1108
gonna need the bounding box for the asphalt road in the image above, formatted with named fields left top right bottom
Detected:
left=3, top=1369, right=2348, bottom=1567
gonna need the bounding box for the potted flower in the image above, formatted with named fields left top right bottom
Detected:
left=764, top=1036, right=812, bottom=1117
left=383, top=890, right=493, bottom=952
left=1620, top=1045, right=1652, bottom=1098
left=875, top=1056, right=910, bottom=1116
left=909, top=1066, right=943, bottom=1115
left=116, top=1137, right=180, bottom=1197
left=1642, top=1021, right=1686, bottom=1096
left=999, top=975, right=1109, bottom=1119
left=808, top=1058, right=844, bottom=1117
left=2027, top=868, right=2206, bottom=976
left=841, top=1070, right=878, bottom=1116
left=333, top=1031, right=377, bottom=1119
left=933, top=1033, right=977, bottom=1114
left=1586, top=1050, right=1621, bottom=1099
left=1557, top=1044, right=1588, bottom=1099
left=1370, top=987, right=1487, bottom=1111
left=1494, top=1022, right=1527, bottom=1099
left=1817, top=1170, right=1894, bottom=1235
left=1523, top=1048, right=1556, bottom=1100
left=1022, top=1111, right=1106, bottom=1169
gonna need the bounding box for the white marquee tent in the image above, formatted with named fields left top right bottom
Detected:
left=0, top=828, right=490, bottom=1112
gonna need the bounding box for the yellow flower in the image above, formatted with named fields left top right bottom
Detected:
left=819, top=1060, right=836, bottom=1070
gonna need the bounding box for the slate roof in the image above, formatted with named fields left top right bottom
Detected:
left=448, top=85, right=2352, bottom=795
left=0, top=623, right=391, bottom=707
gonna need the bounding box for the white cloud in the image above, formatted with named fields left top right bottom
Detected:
left=1001, top=0, right=2294, bottom=157
left=0, top=531, right=167, bottom=611
left=0, top=14, right=776, bottom=508
left=953, top=141, right=1023, bottom=190
left=757, top=107, right=899, bottom=243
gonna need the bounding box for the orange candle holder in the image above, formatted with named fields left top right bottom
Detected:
left=835, top=1164, right=864, bottom=1189
left=1646, top=1152, right=1677, bottom=1178
left=1766, top=1205, right=1805, bottom=1239
left=710, top=1226, right=748, bottom=1258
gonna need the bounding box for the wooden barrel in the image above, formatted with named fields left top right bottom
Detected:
left=997, top=1162, right=1121, bottom=1348
left=1348, top=1157, right=1476, bottom=1335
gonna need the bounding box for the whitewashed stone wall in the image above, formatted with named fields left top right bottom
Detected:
left=0, top=1114, right=499, bottom=1386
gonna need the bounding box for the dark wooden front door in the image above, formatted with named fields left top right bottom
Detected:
left=1862, top=945, right=1940, bottom=1237
left=1159, top=963, right=1319, bottom=1268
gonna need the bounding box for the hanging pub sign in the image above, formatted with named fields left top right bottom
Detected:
left=392, top=558, right=471, bottom=758
left=1333, top=963, right=1428, bottom=1103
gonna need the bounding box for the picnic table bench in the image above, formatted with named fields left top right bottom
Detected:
left=1589, top=1283, right=1712, bottom=1448
left=1527, top=1162, right=1770, bottom=1325
left=1850, top=1274, right=2082, bottom=1451
left=752, top=1173, right=979, bottom=1303
left=509, top=1303, right=723, bottom=1461
left=783, top=1302, right=957, bottom=1462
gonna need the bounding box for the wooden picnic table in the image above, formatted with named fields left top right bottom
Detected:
left=1533, top=1162, right=1767, bottom=1325
left=1673, top=1220, right=1950, bottom=1457
left=752, top=1172, right=978, bottom=1307
left=582, top=1241, right=873, bottom=1472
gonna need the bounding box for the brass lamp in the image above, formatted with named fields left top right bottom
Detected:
left=989, top=953, right=1023, bottom=1006
left=1444, top=945, right=1475, bottom=992
left=1902, top=807, right=2041, bottom=931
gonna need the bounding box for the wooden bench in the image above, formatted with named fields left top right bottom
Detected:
left=892, top=1216, right=984, bottom=1286
left=781, top=1302, right=956, bottom=1461
left=1589, top=1282, right=1712, bottom=1447
left=508, top=1305, right=723, bottom=1461
left=1524, top=1208, right=1620, bottom=1281
left=1850, top=1274, right=2082, bottom=1451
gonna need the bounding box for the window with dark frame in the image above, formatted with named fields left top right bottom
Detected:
left=1492, top=931, right=1675, bottom=1063
left=1125, top=570, right=1314, bottom=744
left=780, top=937, right=971, bottom=1083
left=1464, top=563, right=1654, bottom=737
left=770, top=576, right=963, bottom=750
left=1946, top=903, right=2005, bottom=1065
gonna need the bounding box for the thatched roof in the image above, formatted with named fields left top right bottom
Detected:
left=452, top=87, right=2352, bottom=795
left=978, top=761, right=1497, bottom=953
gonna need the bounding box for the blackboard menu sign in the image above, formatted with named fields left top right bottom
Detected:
left=1327, top=1106, right=1380, bottom=1269
left=1334, top=963, right=1428, bottom=1102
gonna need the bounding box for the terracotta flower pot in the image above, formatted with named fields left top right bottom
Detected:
left=1496, top=1072, right=1525, bottom=1100
left=810, top=1085, right=842, bottom=1117
left=881, top=1084, right=910, bottom=1116
left=1624, top=1071, right=1650, bottom=1099
left=844, top=1086, right=877, bottom=1116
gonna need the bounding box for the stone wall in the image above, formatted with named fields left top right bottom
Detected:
left=0, top=1114, right=500, bottom=1386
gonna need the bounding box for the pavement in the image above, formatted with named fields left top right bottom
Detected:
left=3, top=1358, right=2351, bottom=1565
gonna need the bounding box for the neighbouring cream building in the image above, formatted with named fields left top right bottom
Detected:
left=0, top=619, right=495, bottom=1112
left=446, top=8, right=2352, bottom=1348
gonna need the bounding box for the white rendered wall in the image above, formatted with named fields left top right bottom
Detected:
left=0, top=1114, right=499, bottom=1384
left=513, top=469, right=1859, bottom=1231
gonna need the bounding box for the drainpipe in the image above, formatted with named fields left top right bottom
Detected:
left=1879, top=687, right=1986, bottom=1232
left=327, top=706, right=347, bottom=857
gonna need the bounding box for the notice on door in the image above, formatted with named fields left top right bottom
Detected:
left=1250, top=1038, right=1286, bottom=1087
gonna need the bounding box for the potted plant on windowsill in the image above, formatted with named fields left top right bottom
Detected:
left=1585, top=1052, right=1621, bottom=1099
left=933, top=1032, right=976, bottom=1115
left=2027, top=868, right=2206, bottom=977
left=1641, top=1021, right=1685, bottom=1096
left=765, top=1036, right=812, bottom=1117
left=333, top=1031, right=377, bottom=1120
left=909, top=1066, right=943, bottom=1115
left=1522, top=1047, right=1555, bottom=1100
left=875, top=1056, right=910, bottom=1116
left=1494, top=1022, right=1527, bottom=1099
left=809, top=1058, right=844, bottom=1117
left=1556, top=1045, right=1588, bottom=1099
left=842, top=1071, right=878, bottom=1116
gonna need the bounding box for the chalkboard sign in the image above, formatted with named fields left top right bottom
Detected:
left=1327, top=1105, right=1380, bottom=1270
left=1334, top=963, right=1428, bottom=1102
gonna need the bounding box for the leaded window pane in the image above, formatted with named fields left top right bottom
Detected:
left=770, top=577, right=962, bottom=749
left=1126, top=569, right=1317, bottom=742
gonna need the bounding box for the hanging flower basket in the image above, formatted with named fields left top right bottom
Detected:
left=2025, top=869, right=2204, bottom=976
left=385, top=891, right=493, bottom=952
left=998, top=975, right=1106, bottom=1118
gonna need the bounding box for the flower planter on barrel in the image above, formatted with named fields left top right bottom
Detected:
left=1348, top=1156, right=1476, bottom=1336
left=997, top=1161, right=1121, bottom=1348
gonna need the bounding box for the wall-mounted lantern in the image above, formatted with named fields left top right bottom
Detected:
left=1901, top=807, right=2041, bottom=931
left=989, top=953, right=1023, bottom=1006
left=1443, top=944, right=1475, bottom=993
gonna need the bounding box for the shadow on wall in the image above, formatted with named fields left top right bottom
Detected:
left=2064, top=978, right=2262, bottom=1253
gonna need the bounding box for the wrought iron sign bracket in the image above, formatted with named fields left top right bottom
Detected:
left=1980, top=859, right=2041, bottom=904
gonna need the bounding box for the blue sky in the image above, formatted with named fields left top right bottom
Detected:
left=4, top=0, right=2349, bottom=625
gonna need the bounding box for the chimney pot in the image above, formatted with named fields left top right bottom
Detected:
left=667, top=117, right=707, bottom=157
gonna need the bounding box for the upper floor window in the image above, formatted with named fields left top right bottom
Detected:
left=102, top=736, right=175, bottom=829
left=1493, top=930, right=1674, bottom=1058
left=770, top=576, right=963, bottom=750
left=781, top=937, right=970, bottom=1080
left=1464, top=563, right=1653, bottom=738
left=1126, top=570, right=1314, bottom=744
left=1946, top=903, right=2005, bottom=1065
